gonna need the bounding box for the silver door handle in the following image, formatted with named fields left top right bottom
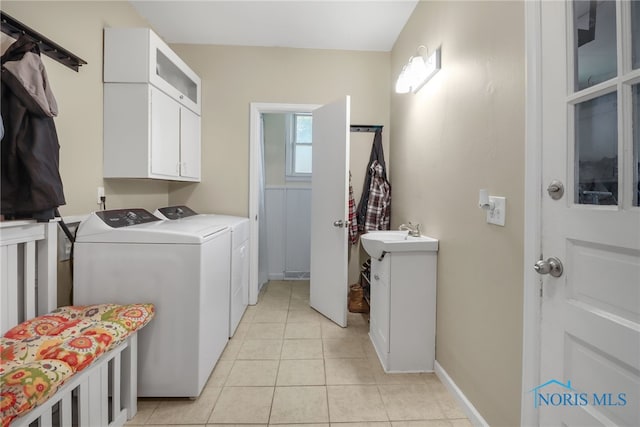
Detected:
left=547, top=180, right=564, bottom=200
left=534, top=257, right=563, bottom=277
left=333, top=220, right=348, bottom=228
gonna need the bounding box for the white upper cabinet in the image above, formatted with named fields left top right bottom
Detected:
left=103, top=28, right=201, bottom=182
left=104, top=27, right=201, bottom=114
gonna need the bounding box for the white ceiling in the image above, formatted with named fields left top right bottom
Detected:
left=129, top=0, right=418, bottom=52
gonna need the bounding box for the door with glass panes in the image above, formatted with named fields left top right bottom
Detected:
left=538, top=1, right=640, bottom=425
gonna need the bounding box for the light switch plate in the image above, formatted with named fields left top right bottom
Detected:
left=487, top=196, right=506, bottom=226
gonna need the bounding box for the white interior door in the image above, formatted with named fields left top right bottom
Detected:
left=538, top=1, right=640, bottom=425
left=309, top=96, right=350, bottom=327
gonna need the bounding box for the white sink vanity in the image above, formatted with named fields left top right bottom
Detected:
left=360, top=230, right=439, bottom=373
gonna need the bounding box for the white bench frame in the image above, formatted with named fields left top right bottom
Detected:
left=1, top=220, right=139, bottom=426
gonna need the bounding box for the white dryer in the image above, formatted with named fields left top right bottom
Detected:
left=74, top=209, right=230, bottom=398
left=155, top=206, right=250, bottom=337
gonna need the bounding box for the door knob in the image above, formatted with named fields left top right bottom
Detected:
left=333, top=220, right=346, bottom=228
left=534, top=257, right=563, bottom=277
left=547, top=180, right=564, bottom=200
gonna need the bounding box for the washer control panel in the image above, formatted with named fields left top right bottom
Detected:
left=96, top=209, right=160, bottom=228
left=158, top=205, right=198, bottom=220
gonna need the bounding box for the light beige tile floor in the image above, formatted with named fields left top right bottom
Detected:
left=126, top=280, right=472, bottom=426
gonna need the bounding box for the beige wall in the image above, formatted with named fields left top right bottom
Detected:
left=262, top=113, right=379, bottom=192
left=2, top=1, right=170, bottom=216
left=167, top=45, right=390, bottom=284
left=3, top=3, right=526, bottom=423
left=390, top=1, right=525, bottom=426
left=1, top=3, right=389, bottom=286
left=263, top=114, right=289, bottom=187
left=262, top=113, right=313, bottom=189
left=2, top=2, right=388, bottom=285
left=167, top=44, right=390, bottom=219
left=260, top=113, right=384, bottom=283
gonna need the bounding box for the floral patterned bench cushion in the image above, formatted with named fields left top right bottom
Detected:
left=0, top=359, right=74, bottom=426
left=1, top=303, right=154, bottom=427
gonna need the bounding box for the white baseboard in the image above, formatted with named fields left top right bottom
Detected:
left=434, top=360, right=489, bottom=427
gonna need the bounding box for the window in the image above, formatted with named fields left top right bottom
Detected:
left=574, top=0, right=617, bottom=90
left=286, top=113, right=312, bottom=179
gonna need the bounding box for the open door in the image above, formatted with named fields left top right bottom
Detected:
left=309, top=96, right=350, bottom=327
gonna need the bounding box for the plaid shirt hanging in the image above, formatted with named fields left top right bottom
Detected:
left=364, top=160, right=391, bottom=232
left=348, top=172, right=359, bottom=244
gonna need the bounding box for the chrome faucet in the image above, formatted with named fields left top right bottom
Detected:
left=399, top=222, right=421, bottom=237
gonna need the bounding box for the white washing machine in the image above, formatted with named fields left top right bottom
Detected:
left=73, top=209, right=230, bottom=398
left=155, top=206, right=250, bottom=337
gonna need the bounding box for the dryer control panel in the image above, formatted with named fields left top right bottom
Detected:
left=96, top=209, right=160, bottom=228
left=157, top=205, right=198, bottom=220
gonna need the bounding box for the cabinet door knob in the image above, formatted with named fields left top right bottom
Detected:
left=374, top=274, right=380, bottom=280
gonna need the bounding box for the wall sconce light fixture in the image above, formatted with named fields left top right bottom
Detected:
left=395, top=46, right=441, bottom=94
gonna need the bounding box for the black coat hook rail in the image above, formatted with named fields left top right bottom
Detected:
left=350, top=125, right=383, bottom=133
left=1, top=11, right=87, bottom=72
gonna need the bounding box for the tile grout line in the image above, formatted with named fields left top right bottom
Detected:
left=322, top=323, right=331, bottom=424
left=206, top=330, right=240, bottom=424
left=267, top=286, right=291, bottom=424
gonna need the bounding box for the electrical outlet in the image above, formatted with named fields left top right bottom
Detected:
left=487, top=196, right=506, bottom=226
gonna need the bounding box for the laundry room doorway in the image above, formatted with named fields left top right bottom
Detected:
left=261, top=112, right=314, bottom=281
left=249, top=103, right=319, bottom=306
left=249, top=99, right=357, bottom=328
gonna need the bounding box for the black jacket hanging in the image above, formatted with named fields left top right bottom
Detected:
left=356, top=128, right=390, bottom=231
left=1, top=35, right=66, bottom=220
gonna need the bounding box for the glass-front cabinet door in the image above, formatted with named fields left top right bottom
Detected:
left=104, top=28, right=201, bottom=115
left=149, top=30, right=201, bottom=115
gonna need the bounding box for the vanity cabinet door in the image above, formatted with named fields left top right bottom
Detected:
left=369, top=257, right=390, bottom=354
